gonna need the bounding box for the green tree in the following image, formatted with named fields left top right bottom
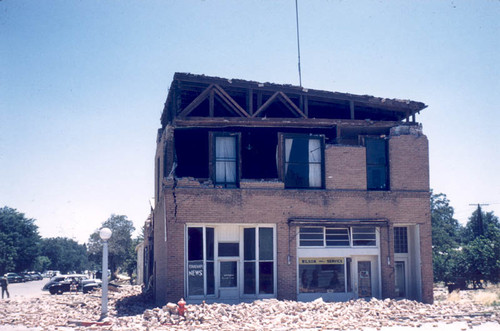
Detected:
left=40, top=237, right=89, bottom=273
left=430, top=193, right=462, bottom=282
left=462, top=208, right=500, bottom=243
left=460, top=209, right=500, bottom=287
left=0, top=207, right=41, bottom=274
left=87, top=214, right=135, bottom=278
left=33, top=256, right=51, bottom=272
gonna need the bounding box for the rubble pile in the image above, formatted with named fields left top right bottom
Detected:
left=0, top=285, right=498, bottom=330
left=144, top=297, right=499, bottom=330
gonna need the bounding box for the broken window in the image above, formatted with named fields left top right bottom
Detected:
left=210, top=132, right=240, bottom=187
left=175, top=129, right=209, bottom=179
left=365, top=137, right=389, bottom=190
left=282, top=134, right=324, bottom=189
left=241, top=129, right=278, bottom=180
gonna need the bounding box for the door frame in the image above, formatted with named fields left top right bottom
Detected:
left=394, top=257, right=409, bottom=299
left=351, top=255, right=380, bottom=299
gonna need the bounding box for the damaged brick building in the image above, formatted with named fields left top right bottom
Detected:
left=144, top=72, right=432, bottom=305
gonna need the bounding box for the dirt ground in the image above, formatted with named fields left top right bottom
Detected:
left=0, top=284, right=498, bottom=330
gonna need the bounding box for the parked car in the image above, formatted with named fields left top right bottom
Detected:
left=4, top=273, right=23, bottom=283
left=42, top=274, right=101, bottom=294
left=46, top=276, right=101, bottom=295
left=28, top=272, right=43, bottom=280
left=18, top=272, right=33, bottom=282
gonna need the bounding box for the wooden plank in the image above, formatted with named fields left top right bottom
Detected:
left=304, top=95, right=308, bottom=117
left=214, top=84, right=250, bottom=117
left=278, top=91, right=307, bottom=118
left=350, top=100, right=355, bottom=119
left=209, top=89, right=214, bottom=117
left=252, top=92, right=280, bottom=117
left=173, top=116, right=401, bottom=129
left=177, top=84, right=214, bottom=118
left=247, top=88, right=253, bottom=115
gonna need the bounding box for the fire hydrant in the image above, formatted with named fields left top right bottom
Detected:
left=177, top=298, right=186, bottom=316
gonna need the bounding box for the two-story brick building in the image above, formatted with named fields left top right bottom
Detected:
left=145, top=73, right=432, bottom=306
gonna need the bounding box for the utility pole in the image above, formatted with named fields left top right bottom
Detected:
left=469, top=203, right=489, bottom=237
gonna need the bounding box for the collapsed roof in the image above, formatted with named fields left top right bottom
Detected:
left=161, top=72, right=427, bottom=128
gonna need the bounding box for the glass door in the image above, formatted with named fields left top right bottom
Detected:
left=218, top=242, right=239, bottom=299
left=351, top=256, right=379, bottom=299
left=395, top=260, right=407, bottom=298
left=357, top=261, right=372, bottom=298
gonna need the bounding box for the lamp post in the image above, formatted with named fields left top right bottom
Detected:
left=99, top=227, right=112, bottom=321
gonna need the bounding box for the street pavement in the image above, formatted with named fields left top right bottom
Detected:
left=3, top=279, right=46, bottom=299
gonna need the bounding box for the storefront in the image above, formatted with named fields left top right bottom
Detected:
left=295, top=222, right=383, bottom=302
left=185, top=224, right=276, bottom=302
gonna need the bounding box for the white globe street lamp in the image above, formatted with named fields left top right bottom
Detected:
left=99, top=227, right=112, bottom=321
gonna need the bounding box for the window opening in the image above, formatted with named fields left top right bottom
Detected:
left=299, top=227, right=324, bottom=246
left=218, top=243, right=239, bottom=257
left=326, top=228, right=350, bottom=246
left=259, top=228, right=274, bottom=294
left=187, top=227, right=214, bottom=296
left=284, top=134, right=324, bottom=188
left=215, top=136, right=237, bottom=186
left=352, top=227, right=377, bottom=246
left=394, top=227, right=408, bottom=254
left=243, top=227, right=275, bottom=295
left=299, top=258, right=347, bottom=293
left=299, top=226, right=377, bottom=247
left=366, top=138, right=389, bottom=190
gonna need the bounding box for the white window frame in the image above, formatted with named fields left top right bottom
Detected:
left=298, top=226, right=379, bottom=248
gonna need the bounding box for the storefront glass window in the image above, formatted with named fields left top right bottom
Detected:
left=299, top=263, right=346, bottom=293
left=187, top=226, right=215, bottom=296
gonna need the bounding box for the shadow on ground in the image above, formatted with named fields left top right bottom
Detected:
left=114, top=292, right=156, bottom=317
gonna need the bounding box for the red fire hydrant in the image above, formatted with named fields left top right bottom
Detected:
left=177, top=298, right=186, bottom=316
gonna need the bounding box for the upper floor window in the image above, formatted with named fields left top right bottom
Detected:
left=211, top=132, right=240, bottom=187
left=283, top=134, right=324, bottom=189
left=365, top=137, right=389, bottom=190
left=394, top=226, right=408, bottom=253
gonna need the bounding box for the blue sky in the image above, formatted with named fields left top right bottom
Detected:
left=1, top=0, right=499, bottom=243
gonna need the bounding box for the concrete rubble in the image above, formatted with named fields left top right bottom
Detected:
left=0, top=285, right=498, bottom=330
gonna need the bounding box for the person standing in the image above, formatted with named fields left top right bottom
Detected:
left=0, top=276, right=9, bottom=299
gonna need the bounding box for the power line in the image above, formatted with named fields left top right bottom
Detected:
left=295, top=0, right=302, bottom=87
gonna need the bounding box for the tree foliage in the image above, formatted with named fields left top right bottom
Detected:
left=430, top=193, right=461, bottom=283
left=87, top=214, right=136, bottom=278
left=431, top=194, right=500, bottom=287
left=0, top=206, right=40, bottom=274
left=460, top=209, right=500, bottom=287
left=39, top=237, right=89, bottom=273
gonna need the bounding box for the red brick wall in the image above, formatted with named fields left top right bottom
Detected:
left=325, top=145, right=366, bottom=190
left=389, top=134, right=429, bottom=191
left=155, top=186, right=432, bottom=303
left=152, top=131, right=433, bottom=305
